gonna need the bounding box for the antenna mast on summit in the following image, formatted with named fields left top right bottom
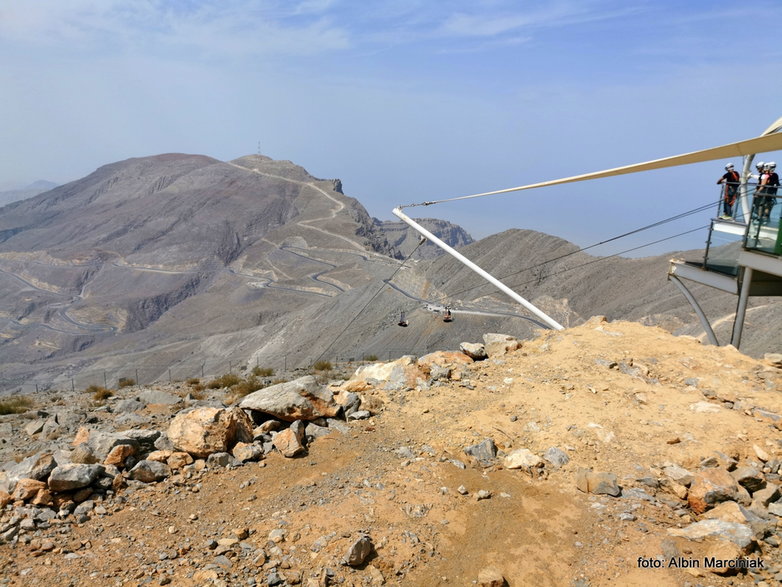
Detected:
left=257, top=141, right=261, bottom=156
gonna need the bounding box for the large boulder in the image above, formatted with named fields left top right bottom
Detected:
left=82, top=429, right=159, bottom=462
left=240, top=376, right=341, bottom=422
left=459, top=342, right=487, bottom=361
left=167, top=406, right=253, bottom=458
left=482, top=333, right=521, bottom=358
left=340, top=357, right=422, bottom=392
left=6, top=453, right=57, bottom=484
left=417, top=351, right=473, bottom=380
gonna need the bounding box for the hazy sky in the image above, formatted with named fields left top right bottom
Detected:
left=2, top=0, right=781, bottom=256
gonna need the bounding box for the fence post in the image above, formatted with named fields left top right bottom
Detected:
left=103, top=371, right=108, bottom=388
left=229, top=361, right=233, bottom=373
left=201, top=363, right=205, bottom=379
left=169, top=369, right=172, bottom=384
left=71, top=379, right=75, bottom=393
left=135, top=369, right=139, bottom=385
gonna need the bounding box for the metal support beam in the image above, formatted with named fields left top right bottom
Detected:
left=392, top=207, right=564, bottom=330
left=731, top=266, right=753, bottom=348
left=667, top=274, right=719, bottom=345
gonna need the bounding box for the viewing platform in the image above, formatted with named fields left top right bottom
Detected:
left=668, top=187, right=782, bottom=346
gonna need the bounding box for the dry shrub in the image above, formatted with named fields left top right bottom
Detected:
left=92, top=387, right=114, bottom=401
left=206, top=373, right=241, bottom=389
left=0, top=395, right=34, bottom=415
left=312, top=360, right=332, bottom=372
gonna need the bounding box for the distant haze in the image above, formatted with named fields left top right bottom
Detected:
left=2, top=1, right=782, bottom=256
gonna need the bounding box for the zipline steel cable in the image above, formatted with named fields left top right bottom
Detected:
left=314, top=238, right=426, bottom=364
left=393, top=129, right=782, bottom=330
left=443, top=199, right=718, bottom=299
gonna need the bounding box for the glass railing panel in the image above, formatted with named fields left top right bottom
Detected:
left=703, top=226, right=743, bottom=276
left=744, top=193, right=782, bottom=255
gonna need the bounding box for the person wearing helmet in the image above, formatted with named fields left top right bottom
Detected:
left=751, top=161, right=767, bottom=218
left=717, top=162, right=740, bottom=219
left=758, top=162, right=779, bottom=222
left=750, top=161, right=766, bottom=183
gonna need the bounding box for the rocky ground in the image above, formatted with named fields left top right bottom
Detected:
left=1, top=317, right=782, bottom=586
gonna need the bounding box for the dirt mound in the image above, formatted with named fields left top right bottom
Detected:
left=1, top=319, right=781, bottom=586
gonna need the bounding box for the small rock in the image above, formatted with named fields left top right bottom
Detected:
left=575, top=469, right=620, bottom=497
left=464, top=438, right=497, bottom=467
left=732, top=466, right=766, bottom=493
left=752, top=483, right=780, bottom=507
left=272, top=428, right=306, bottom=458
left=503, top=448, right=542, bottom=470
left=344, top=534, right=373, bottom=567
left=663, top=464, right=694, bottom=487
left=232, top=442, right=264, bottom=463
left=128, top=460, right=171, bottom=483
left=477, top=567, right=505, bottom=587
left=688, top=469, right=740, bottom=514
left=689, top=401, right=721, bottom=414
left=207, top=452, right=237, bottom=468
left=753, top=444, right=771, bottom=463
left=543, top=447, right=569, bottom=468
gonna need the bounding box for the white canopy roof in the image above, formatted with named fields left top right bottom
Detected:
left=407, top=116, right=782, bottom=208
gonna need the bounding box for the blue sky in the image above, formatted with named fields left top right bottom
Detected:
left=2, top=0, right=782, bottom=256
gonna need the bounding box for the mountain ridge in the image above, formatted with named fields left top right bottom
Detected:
left=0, top=152, right=779, bottom=394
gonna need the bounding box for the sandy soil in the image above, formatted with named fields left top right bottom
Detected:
left=1, top=319, right=781, bottom=586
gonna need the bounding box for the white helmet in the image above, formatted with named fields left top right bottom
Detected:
left=756, top=161, right=765, bottom=169
left=769, top=161, right=777, bottom=168
left=725, top=163, right=734, bottom=170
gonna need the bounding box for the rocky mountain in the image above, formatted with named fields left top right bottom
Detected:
left=375, top=217, right=473, bottom=259
left=0, top=154, right=478, bottom=392
left=0, top=153, right=779, bottom=394
left=0, top=180, right=58, bottom=207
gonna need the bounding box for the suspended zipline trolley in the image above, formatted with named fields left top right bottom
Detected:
left=393, top=116, right=782, bottom=350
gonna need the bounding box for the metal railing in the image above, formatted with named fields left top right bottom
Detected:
left=744, top=192, right=782, bottom=254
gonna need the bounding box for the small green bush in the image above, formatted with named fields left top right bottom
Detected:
left=117, top=377, right=136, bottom=388
left=312, top=360, right=332, bottom=372
left=207, top=373, right=241, bottom=389
left=0, top=396, right=34, bottom=415
left=251, top=366, right=274, bottom=377
left=364, top=354, right=379, bottom=362
left=186, top=377, right=201, bottom=385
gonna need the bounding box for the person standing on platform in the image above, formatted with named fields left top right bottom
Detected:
left=717, top=163, right=740, bottom=219
left=759, top=162, right=779, bottom=222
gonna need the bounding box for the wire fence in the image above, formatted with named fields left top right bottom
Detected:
left=0, top=347, right=423, bottom=396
